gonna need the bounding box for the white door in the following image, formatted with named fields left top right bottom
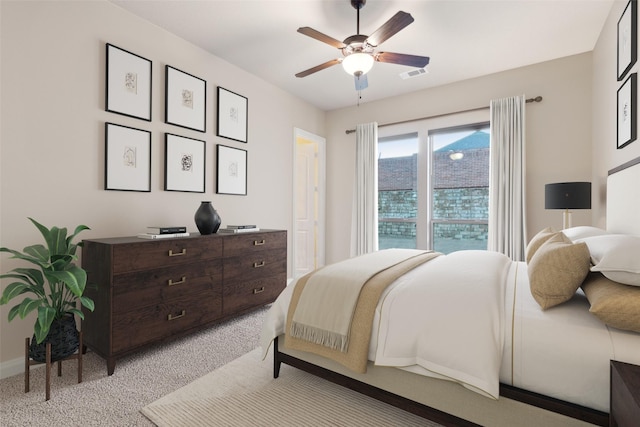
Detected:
left=293, top=128, right=325, bottom=278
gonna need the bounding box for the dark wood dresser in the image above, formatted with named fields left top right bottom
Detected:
left=81, top=230, right=286, bottom=375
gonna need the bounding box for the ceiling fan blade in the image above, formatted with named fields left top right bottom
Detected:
left=376, top=52, right=430, bottom=68
left=365, top=11, right=414, bottom=47
left=354, top=73, right=368, bottom=91
left=295, top=59, right=342, bottom=78
left=297, top=27, right=346, bottom=49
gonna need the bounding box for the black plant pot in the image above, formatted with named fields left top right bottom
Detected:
left=29, top=315, right=79, bottom=363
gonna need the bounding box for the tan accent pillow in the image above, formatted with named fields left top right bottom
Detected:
left=525, top=227, right=557, bottom=264
left=581, top=272, right=640, bottom=333
left=528, top=233, right=591, bottom=309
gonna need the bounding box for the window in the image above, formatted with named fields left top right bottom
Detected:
left=377, top=122, right=490, bottom=254
left=378, top=133, right=418, bottom=250
left=430, top=124, right=490, bottom=253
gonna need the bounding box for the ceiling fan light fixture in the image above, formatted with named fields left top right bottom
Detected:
left=342, top=52, right=374, bottom=76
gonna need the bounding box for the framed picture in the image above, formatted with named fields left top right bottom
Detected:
left=617, top=73, right=637, bottom=149
left=617, top=0, right=637, bottom=81
left=165, top=65, right=206, bottom=132
left=164, top=133, right=206, bottom=193
left=217, top=87, right=248, bottom=143
left=105, top=44, right=152, bottom=121
left=216, top=144, right=247, bottom=195
left=105, top=122, right=151, bottom=192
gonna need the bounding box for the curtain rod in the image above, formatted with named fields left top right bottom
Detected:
left=345, top=96, right=543, bottom=134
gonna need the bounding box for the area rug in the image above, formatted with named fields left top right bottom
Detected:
left=141, top=348, right=441, bottom=426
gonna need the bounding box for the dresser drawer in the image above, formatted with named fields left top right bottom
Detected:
left=112, top=260, right=222, bottom=314
left=112, top=237, right=223, bottom=274
left=112, top=290, right=222, bottom=353
left=223, top=273, right=286, bottom=315
left=223, top=247, right=286, bottom=282
left=223, top=231, right=286, bottom=258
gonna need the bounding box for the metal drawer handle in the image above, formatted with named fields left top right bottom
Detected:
left=168, top=276, right=186, bottom=286
left=168, top=248, right=187, bottom=257
left=253, top=287, right=265, bottom=294
left=253, top=239, right=265, bottom=246
left=167, top=310, right=186, bottom=321
left=253, top=261, right=265, bottom=268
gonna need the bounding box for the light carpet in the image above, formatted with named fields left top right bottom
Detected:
left=142, top=348, right=441, bottom=427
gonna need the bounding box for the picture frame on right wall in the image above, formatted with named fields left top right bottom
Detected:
left=617, top=0, right=637, bottom=81
left=617, top=73, right=637, bottom=149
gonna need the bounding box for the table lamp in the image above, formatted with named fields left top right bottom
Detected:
left=545, top=182, right=591, bottom=229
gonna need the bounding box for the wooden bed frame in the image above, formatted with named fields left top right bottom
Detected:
left=273, top=337, right=608, bottom=426
left=272, top=156, right=640, bottom=427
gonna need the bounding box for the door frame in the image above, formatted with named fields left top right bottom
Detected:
left=292, top=128, right=326, bottom=278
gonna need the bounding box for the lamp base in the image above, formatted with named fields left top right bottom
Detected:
left=562, top=209, right=572, bottom=230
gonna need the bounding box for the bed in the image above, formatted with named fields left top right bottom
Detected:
left=260, top=157, right=640, bottom=427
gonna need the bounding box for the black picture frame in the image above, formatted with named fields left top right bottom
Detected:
left=105, top=44, right=152, bottom=121
left=216, top=87, right=248, bottom=143
left=617, top=73, right=637, bottom=149
left=165, top=65, right=207, bottom=132
left=617, top=0, right=637, bottom=81
left=216, top=144, right=247, bottom=195
left=105, top=122, right=152, bottom=192
left=164, top=133, right=206, bottom=193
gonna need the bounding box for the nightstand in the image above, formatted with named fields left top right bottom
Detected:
left=610, top=360, right=640, bottom=427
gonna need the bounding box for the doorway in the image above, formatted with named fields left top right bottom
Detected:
left=293, top=128, right=326, bottom=278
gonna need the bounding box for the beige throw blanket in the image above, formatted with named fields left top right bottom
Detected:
left=286, top=249, right=440, bottom=373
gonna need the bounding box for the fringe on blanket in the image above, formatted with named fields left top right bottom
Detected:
left=290, top=322, right=349, bottom=352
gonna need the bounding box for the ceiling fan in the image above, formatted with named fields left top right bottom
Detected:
left=295, top=0, right=430, bottom=91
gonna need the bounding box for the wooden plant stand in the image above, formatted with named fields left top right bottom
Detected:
left=24, top=332, right=83, bottom=401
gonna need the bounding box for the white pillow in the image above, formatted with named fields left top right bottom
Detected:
left=562, top=226, right=609, bottom=241
left=580, top=234, right=640, bottom=286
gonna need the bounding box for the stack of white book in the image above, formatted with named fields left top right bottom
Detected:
left=137, top=226, right=190, bottom=239
left=218, top=225, right=260, bottom=233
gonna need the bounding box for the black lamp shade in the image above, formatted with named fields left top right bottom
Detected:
left=545, top=182, right=591, bottom=210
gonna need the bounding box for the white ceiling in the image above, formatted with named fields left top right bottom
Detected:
left=110, top=0, right=614, bottom=111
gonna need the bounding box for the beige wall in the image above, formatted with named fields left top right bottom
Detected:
left=324, top=53, right=594, bottom=264
left=0, top=1, right=325, bottom=368
left=591, top=0, right=640, bottom=227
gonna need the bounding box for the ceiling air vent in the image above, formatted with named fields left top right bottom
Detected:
left=399, top=68, right=428, bottom=80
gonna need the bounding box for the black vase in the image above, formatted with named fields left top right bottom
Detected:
left=194, top=201, right=221, bottom=235
left=29, top=315, right=79, bottom=363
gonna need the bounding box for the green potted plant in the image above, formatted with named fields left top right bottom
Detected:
left=0, top=218, right=94, bottom=362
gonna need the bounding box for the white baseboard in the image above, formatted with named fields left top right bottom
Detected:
left=0, top=356, right=45, bottom=380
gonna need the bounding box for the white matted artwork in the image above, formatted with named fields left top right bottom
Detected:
left=105, top=122, right=151, bottom=192
left=216, top=144, right=247, bottom=195
left=164, top=133, right=206, bottom=193
left=617, top=72, right=636, bottom=149
left=617, top=0, right=637, bottom=81
left=105, top=44, right=152, bottom=121
left=216, top=87, right=248, bottom=143
left=165, top=65, right=206, bottom=132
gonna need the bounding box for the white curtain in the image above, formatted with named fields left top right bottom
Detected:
left=488, top=95, right=526, bottom=261
left=350, top=122, right=379, bottom=257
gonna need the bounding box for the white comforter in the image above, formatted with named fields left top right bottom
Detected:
left=373, top=250, right=511, bottom=399
left=262, top=250, right=512, bottom=399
